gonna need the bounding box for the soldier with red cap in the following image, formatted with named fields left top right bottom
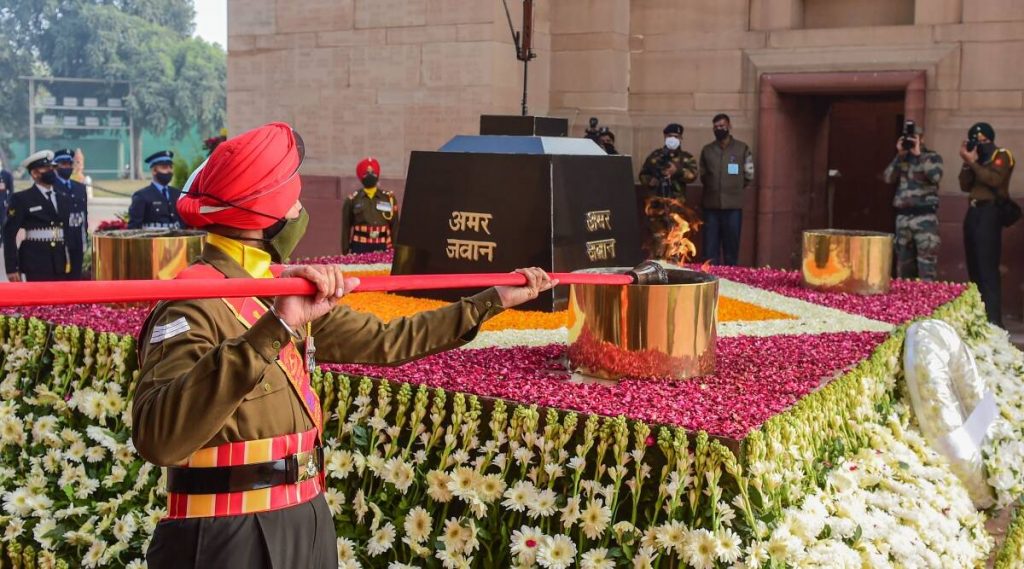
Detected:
left=341, top=156, right=398, bottom=254
left=131, top=123, right=555, bottom=568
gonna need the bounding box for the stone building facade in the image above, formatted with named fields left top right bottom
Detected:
left=228, top=0, right=1024, bottom=316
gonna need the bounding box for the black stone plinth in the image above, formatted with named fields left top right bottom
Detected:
left=392, top=135, right=642, bottom=311
left=479, top=115, right=569, bottom=137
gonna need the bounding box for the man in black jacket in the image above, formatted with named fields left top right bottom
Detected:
left=129, top=150, right=182, bottom=229
left=4, top=151, right=72, bottom=282
left=51, top=148, right=89, bottom=279
left=0, top=159, right=12, bottom=233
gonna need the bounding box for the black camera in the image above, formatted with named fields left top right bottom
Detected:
left=584, top=117, right=601, bottom=141
left=589, top=117, right=599, bottom=129
left=966, top=137, right=979, bottom=152
left=901, top=120, right=917, bottom=151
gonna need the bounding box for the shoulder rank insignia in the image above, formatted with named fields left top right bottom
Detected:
left=150, top=317, right=190, bottom=344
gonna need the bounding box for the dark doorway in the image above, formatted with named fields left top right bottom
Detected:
left=827, top=95, right=904, bottom=233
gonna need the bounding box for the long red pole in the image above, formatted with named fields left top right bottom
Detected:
left=0, top=272, right=633, bottom=307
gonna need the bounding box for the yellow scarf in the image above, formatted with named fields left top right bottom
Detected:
left=363, top=187, right=378, bottom=199
left=205, top=233, right=273, bottom=278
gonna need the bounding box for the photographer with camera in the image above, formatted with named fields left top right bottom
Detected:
left=639, top=123, right=698, bottom=201
left=959, top=122, right=1018, bottom=326
left=881, top=120, right=943, bottom=281
left=584, top=117, right=618, bottom=155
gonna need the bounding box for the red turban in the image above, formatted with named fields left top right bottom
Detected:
left=356, top=157, right=380, bottom=181
left=177, top=122, right=303, bottom=230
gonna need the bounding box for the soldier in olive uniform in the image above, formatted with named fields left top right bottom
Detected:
left=132, top=123, right=554, bottom=568
left=52, top=148, right=89, bottom=279
left=959, top=122, right=1016, bottom=326
left=341, top=157, right=398, bottom=254
left=882, top=123, right=943, bottom=281
left=639, top=123, right=698, bottom=201
left=128, top=151, right=182, bottom=229
left=4, top=151, right=72, bottom=282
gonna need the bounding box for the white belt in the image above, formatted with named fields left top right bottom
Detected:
left=24, top=228, right=64, bottom=242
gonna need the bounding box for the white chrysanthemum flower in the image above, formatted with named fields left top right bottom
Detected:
left=82, top=540, right=107, bottom=568
left=537, top=534, right=576, bottom=569
left=404, top=506, right=433, bottom=544
left=85, top=445, right=107, bottom=463
left=3, top=517, right=25, bottom=541
left=527, top=489, right=558, bottom=519
left=655, top=520, right=688, bottom=554
left=337, top=537, right=357, bottom=562
left=478, top=474, right=506, bottom=502
left=686, top=528, right=718, bottom=569
left=510, top=525, right=544, bottom=563
left=367, top=522, right=396, bottom=557
left=426, top=470, right=454, bottom=503
left=3, top=487, right=34, bottom=516
left=580, top=547, right=614, bottom=569
left=715, top=527, right=742, bottom=563
left=33, top=517, right=57, bottom=550
left=324, top=488, right=345, bottom=517
left=580, top=499, right=612, bottom=540
left=631, top=546, right=656, bottom=569
left=502, top=480, right=536, bottom=512
left=112, top=513, right=137, bottom=542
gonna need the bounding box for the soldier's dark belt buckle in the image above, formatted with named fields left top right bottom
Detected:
left=166, top=446, right=324, bottom=494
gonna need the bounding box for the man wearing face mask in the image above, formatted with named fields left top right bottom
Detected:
left=3, top=151, right=72, bottom=282
left=0, top=159, right=12, bottom=235
left=699, top=114, right=754, bottom=266
left=639, top=123, right=698, bottom=201
left=959, top=122, right=1016, bottom=326
left=51, top=149, right=89, bottom=279
left=341, top=157, right=398, bottom=254
left=132, top=123, right=554, bottom=568
left=128, top=150, right=182, bottom=230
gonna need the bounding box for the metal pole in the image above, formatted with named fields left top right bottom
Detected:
left=28, top=78, right=35, bottom=154
left=521, top=59, right=529, bottom=116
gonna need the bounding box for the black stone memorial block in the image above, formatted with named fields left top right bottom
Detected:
left=392, top=135, right=642, bottom=311
left=479, top=115, right=568, bottom=137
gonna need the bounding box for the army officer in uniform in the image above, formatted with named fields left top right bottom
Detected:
left=128, top=150, right=182, bottom=229
left=52, top=148, right=89, bottom=279
left=3, top=151, right=72, bottom=282
left=341, top=156, right=398, bottom=254
left=132, top=123, right=555, bottom=568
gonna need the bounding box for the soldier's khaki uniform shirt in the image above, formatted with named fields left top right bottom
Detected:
left=132, top=240, right=503, bottom=466
left=959, top=148, right=1015, bottom=202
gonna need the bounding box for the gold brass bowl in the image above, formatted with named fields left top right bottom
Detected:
left=567, top=267, right=718, bottom=380
left=93, top=229, right=206, bottom=281
left=801, top=229, right=893, bottom=295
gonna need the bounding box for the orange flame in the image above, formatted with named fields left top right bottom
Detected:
left=643, top=196, right=701, bottom=264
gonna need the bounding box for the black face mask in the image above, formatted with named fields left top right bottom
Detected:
left=361, top=173, right=379, bottom=188
left=154, top=172, right=174, bottom=186
left=55, top=167, right=74, bottom=180
left=714, top=129, right=730, bottom=141
left=39, top=170, right=57, bottom=186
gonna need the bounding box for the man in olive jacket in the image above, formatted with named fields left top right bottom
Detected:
left=699, top=114, right=754, bottom=266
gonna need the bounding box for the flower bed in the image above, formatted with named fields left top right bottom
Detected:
left=1, top=257, right=1023, bottom=568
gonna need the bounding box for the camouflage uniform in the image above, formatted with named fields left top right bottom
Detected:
left=882, top=148, right=943, bottom=280
left=638, top=147, right=698, bottom=201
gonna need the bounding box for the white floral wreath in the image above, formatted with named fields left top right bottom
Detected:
left=904, top=319, right=996, bottom=508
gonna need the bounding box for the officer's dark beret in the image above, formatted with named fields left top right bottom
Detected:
left=663, top=123, right=684, bottom=136
left=52, top=148, right=75, bottom=163
left=968, top=122, right=996, bottom=142
left=145, top=150, right=175, bottom=167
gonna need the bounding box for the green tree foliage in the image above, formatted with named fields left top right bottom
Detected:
left=0, top=0, right=223, bottom=171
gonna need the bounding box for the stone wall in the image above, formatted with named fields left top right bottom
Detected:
left=228, top=0, right=1024, bottom=314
